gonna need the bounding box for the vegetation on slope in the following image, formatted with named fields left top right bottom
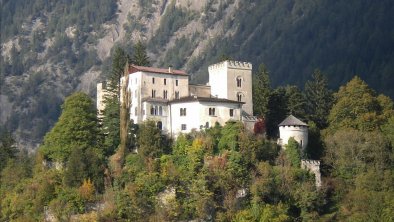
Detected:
left=1, top=63, right=393, bottom=221
left=1, top=0, right=394, bottom=150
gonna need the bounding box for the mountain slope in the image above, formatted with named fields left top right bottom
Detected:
left=1, top=0, right=394, bottom=149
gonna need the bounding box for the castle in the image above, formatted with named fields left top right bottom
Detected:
left=97, top=60, right=321, bottom=187
left=97, top=60, right=257, bottom=137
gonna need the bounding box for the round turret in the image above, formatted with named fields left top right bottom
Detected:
left=278, top=115, right=308, bottom=150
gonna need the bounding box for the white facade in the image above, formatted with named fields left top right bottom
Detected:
left=278, top=115, right=308, bottom=150
left=209, top=61, right=253, bottom=115
left=99, top=60, right=257, bottom=137
left=124, top=65, right=189, bottom=128
left=279, top=125, right=308, bottom=150
left=169, top=97, right=242, bottom=135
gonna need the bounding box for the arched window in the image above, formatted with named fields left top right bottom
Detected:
left=150, top=106, right=155, bottom=115
left=205, top=122, right=209, bottom=128
left=155, top=106, right=158, bottom=115
left=157, top=121, right=162, bottom=130
left=236, top=76, right=242, bottom=87
left=159, top=106, right=163, bottom=116
left=237, top=92, right=243, bottom=102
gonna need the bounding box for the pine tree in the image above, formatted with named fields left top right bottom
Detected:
left=284, top=85, right=307, bottom=119
left=108, top=46, right=128, bottom=94
left=304, top=70, right=333, bottom=129
left=101, top=47, right=129, bottom=155
left=266, top=87, right=288, bottom=138
left=253, top=64, right=271, bottom=117
left=132, top=41, right=150, bottom=66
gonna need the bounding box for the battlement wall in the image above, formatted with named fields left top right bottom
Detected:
left=301, top=159, right=321, bottom=188
left=208, top=60, right=252, bottom=71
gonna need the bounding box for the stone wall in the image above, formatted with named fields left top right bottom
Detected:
left=301, top=159, right=321, bottom=188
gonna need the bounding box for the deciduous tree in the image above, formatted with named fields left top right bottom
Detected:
left=40, top=92, right=99, bottom=162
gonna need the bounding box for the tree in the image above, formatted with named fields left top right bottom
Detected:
left=108, top=46, right=128, bottom=93
left=327, top=76, right=383, bottom=132
left=253, top=64, right=271, bottom=117
left=284, top=138, right=301, bottom=167
left=101, top=47, right=129, bottom=155
left=132, top=41, right=150, bottom=66
left=218, top=121, right=243, bottom=152
left=101, top=96, right=120, bottom=156
left=304, top=122, right=324, bottom=160
left=64, top=147, right=86, bottom=187
left=0, top=130, right=18, bottom=172
left=137, top=120, right=165, bottom=159
left=284, top=85, right=307, bottom=120
left=266, top=87, right=288, bottom=138
left=324, top=129, right=391, bottom=181
left=39, top=92, right=99, bottom=162
left=304, top=70, right=333, bottom=129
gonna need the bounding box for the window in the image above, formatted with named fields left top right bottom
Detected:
left=135, top=107, right=138, bottom=116
left=150, top=106, right=155, bottom=115
left=236, top=77, right=242, bottom=87
left=176, top=79, right=179, bottom=86
left=159, top=106, right=163, bottom=116
left=164, top=79, right=167, bottom=85
left=209, top=108, right=216, bottom=116
left=237, top=93, right=242, bottom=102
left=150, top=106, right=159, bottom=116
left=181, top=124, right=187, bottom=130
left=157, top=121, right=163, bottom=130
left=163, top=90, right=168, bottom=99
left=180, top=108, right=186, bottom=116
left=152, top=90, right=156, bottom=98
left=152, top=77, right=155, bottom=84
left=205, top=122, right=209, bottom=128
left=229, top=109, right=234, bottom=117
left=175, top=91, right=180, bottom=99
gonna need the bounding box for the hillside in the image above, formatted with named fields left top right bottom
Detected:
left=1, top=0, right=394, bottom=149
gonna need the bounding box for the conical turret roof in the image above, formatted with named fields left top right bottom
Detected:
left=278, top=115, right=307, bottom=126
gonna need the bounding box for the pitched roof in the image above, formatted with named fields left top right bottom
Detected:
left=169, top=96, right=244, bottom=104
left=128, top=65, right=187, bottom=76
left=278, top=115, right=308, bottom=126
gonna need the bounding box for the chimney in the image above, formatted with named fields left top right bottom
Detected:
left=168, top=65, right=173, bottom=73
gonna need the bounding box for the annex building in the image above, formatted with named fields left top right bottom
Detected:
left=97, top=60, right=257, bottom=137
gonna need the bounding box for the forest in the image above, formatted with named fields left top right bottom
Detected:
left=0, top=46, right=393, bottom=221
left=1, top=0, right=394, bottom=153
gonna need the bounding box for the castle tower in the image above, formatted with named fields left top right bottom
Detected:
left=278, top=115, right=308, bottom=150
left=208, top=60, right=253, bottom=115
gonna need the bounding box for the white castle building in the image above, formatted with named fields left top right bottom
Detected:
left=278, top=115, right=308, bottom=150
left=97, top=60, right=257, bottom=137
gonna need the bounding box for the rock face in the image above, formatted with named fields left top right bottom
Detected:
left=2, top=0, right=394, bottom=150
left=0, top=0, right=243, bottom=150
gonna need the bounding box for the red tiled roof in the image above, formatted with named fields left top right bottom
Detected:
left=128, top=65, right=187, bottom=76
